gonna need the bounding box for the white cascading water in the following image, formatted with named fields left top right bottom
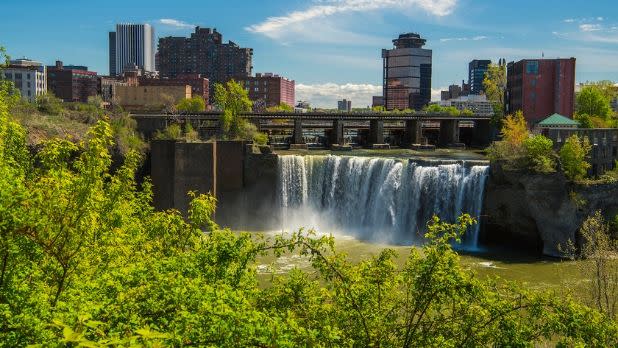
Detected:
left=277, top=155, right=489, bottom=250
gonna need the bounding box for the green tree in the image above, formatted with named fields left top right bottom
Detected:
left=214, top=80, right=267, bottom=144
left=483, top=62, right=507, bottom=124
left=577, top=85, right=612, bottom=119
left=576, top=113, right=594, bottom=128
left=523, top=135, right=556, bottom=173
left=559, top=134, right=592, bottom=180
left=501, top=111, right=528, bottom=146
left=265, top=102, right=293, bottom=112
left=176, top=96, right=206, bottom=113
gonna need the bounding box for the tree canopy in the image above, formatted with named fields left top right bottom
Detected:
left=577, top=85, right=612, bottom=119
left=176, top=96, right=206, bottom=113
left=560, top=134, right=592, bottom=181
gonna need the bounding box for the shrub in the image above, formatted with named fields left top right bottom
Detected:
left=559, top=135, right=592, bottom=181
left=523, top=135, right=556, bottom=173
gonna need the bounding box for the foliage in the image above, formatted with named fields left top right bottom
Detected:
left=501, top=111, right=528, bottom=146
left=483, top=63, right=507, bottom=125
left=523, top=135, right=556, bottom=173
left=577, top=85, right=612, bottom=119
left=564, top=212, right=618, bottom=320
left=265, top=103, right=293, bottom=112
left=153, top=123, right=182, bottom=140
left=176, top=96, right=206, bottom=113
left=372, top=105, right=386, bottom=112
left=423, top=104, right=466, bottom=116
left=183, top=122, right=200, bottom=142
left=36, top=93, right=65, bottom=116
left=559, top=134, right=592, bottom=181
left=1, top=71, right=618, bottom=345
left=214, top=80, right=256, bottom=141
left=575, top=113, right=594, bottom=128
left=252, top=131, right=269, bottom=145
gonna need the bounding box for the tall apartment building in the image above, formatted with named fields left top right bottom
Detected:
left=2, top=59, right=47, bottom=102
left=338, top=99, right=352, bottom=112
left=157, top=27, right=253, bottom=101
left=506, top=58, right=576, bottom=125
left=382, top=33, right=432, bottom=111
left=109, top=24, right=155, bottom=76
left=47, top=61, right=98, bottom=103
left=468, top=59, right=491, bottom=95
left=441, top=84, right=463, bottom=101
left=236, top=73, right=295, bottom=110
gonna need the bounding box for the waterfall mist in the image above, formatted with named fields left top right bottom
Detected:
left=277, top=155, right=489, bottom=249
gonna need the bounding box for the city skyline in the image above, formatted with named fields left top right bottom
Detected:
left=1, top=0, right=617, bottom=107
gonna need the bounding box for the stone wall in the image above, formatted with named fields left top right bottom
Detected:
left=482, top=162, right=618, bottom=257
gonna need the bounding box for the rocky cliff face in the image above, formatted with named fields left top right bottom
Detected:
left=482, top=162, right=618, bottom=257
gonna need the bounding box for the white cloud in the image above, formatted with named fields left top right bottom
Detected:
left=296, top=82, right=382, bottom=108
left=563, top=18, right=575, bottom=23
left=247, top=0, right=457, bottom=41
left=439, top=35, right=488, bottom=42
left=432, top=87, right=446, bottom=102
left=158, top=18, right=194, bottom=29
left=580, top=23, right=602, bottom=32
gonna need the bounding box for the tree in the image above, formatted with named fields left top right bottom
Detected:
left=523, top=135, right=556, bottom=173
left=570, top=212, right=618, bottom=319
left=483, top=62, right=507, bottom=124
left=577, top=85, right=612, bottom=119
left=576, top=113, right=594, bottom=128
left=176, top=96, right=206, bottom=113
left=265, top=103, right=293, bottom=112
left=560, top=134, right=592, bottom=180
left=214, top=80, right=267, bottom=143
left=501, top=111, right=528, bottom=146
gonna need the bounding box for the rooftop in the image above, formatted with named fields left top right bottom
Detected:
left=537, top=113, right=580, bottom=127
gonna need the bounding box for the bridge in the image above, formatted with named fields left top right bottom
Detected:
left=132, top=111, right=494, bottom=148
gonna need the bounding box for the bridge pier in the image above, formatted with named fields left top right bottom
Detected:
left=472, top=119, right=492, bottom=147
left=403, top=120, right=421, bottom=146
left=330, top=119, right=344, bottom=146
left=292, top=119, right=304, bottom=144
left=439, top=119, right=460, bottom=146
left=369, top=120, right=384, bottom=146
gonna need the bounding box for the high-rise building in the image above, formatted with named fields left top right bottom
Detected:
left=236, top=73, right=294, bottom=110
left=506, top=58, right=576, bottom=125
left=382, top=33, right=432, bottom=111
left=2, top=59, right=47, bottom=102
left=468, top=59, right=491, bottom=95
left=372, top=96, right=384, bottom=108
left=47, top=61, right=98, bottom=103
left=157, top=27, right=253, bottom=101
left=337, top=99, right=352, bottom=112
left=109, top=24, right=155, bottom=76
left=441, top=84, right=462, bottom=101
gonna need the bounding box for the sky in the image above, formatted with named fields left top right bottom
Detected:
left=1, top=0, right=617, bottom=107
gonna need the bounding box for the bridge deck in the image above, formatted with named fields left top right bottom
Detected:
left=132, top=111, right=492, bottom=122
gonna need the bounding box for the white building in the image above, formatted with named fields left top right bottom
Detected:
left=109, top=24, right=155, bottom=76
left=3, top=59, right=47, bottom=102
left=438, top=94, right=494, bottom=115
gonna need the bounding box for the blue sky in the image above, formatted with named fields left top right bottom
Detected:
left=1, top=0, right=617, bottom=107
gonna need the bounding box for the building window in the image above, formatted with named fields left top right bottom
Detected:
left=526, top=61, right=539, bottom=75
left=27, top=73, right=31, bottom=80
left=15, top=73, right=22, bottom=79
left=27, top=82, right=31, bottom=88
left=4, top=73, right=11, bottom=79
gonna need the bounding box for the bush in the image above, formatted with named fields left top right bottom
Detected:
left=523, top=135, right=556, bottom=173
left=154, top=123, right=182, bottom=140
left=36, top=93, right=65, bottom=115
left=559, top=135, right=592, bottom=180
left=176, top=96, right=206, bottom=113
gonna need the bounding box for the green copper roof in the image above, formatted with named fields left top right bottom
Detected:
left=537, top=113, right=579, bottom=126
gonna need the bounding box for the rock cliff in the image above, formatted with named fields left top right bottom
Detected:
left=482, top=162, right=618, bottom=257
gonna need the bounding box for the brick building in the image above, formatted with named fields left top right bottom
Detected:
left=157, top=27, right=252, bottom=101
left=139, top=74, right=209, bottom=104
left=47, top=61, right=98, bottom=103
left=236, top=73, right=295, bottom=109
left=506, top=58, right=576, bottom=125
left=114, top=85, right=191, bottom=111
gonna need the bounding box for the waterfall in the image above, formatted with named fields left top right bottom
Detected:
left=277, top=155, right=489, bottom=249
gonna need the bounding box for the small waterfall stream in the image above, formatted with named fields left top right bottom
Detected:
left=277, top=155, right=489, bottom=249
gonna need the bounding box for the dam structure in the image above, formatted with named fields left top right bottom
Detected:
left=277, top=155, right=489, bottom=249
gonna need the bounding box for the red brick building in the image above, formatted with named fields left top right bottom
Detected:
left=47, top=61, right=98, bottom=103
left=506, top=58, right=576, bottom=125
left=139, top=73, right=209, bottom=103
left=236, top=73, right=295, bottom=110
